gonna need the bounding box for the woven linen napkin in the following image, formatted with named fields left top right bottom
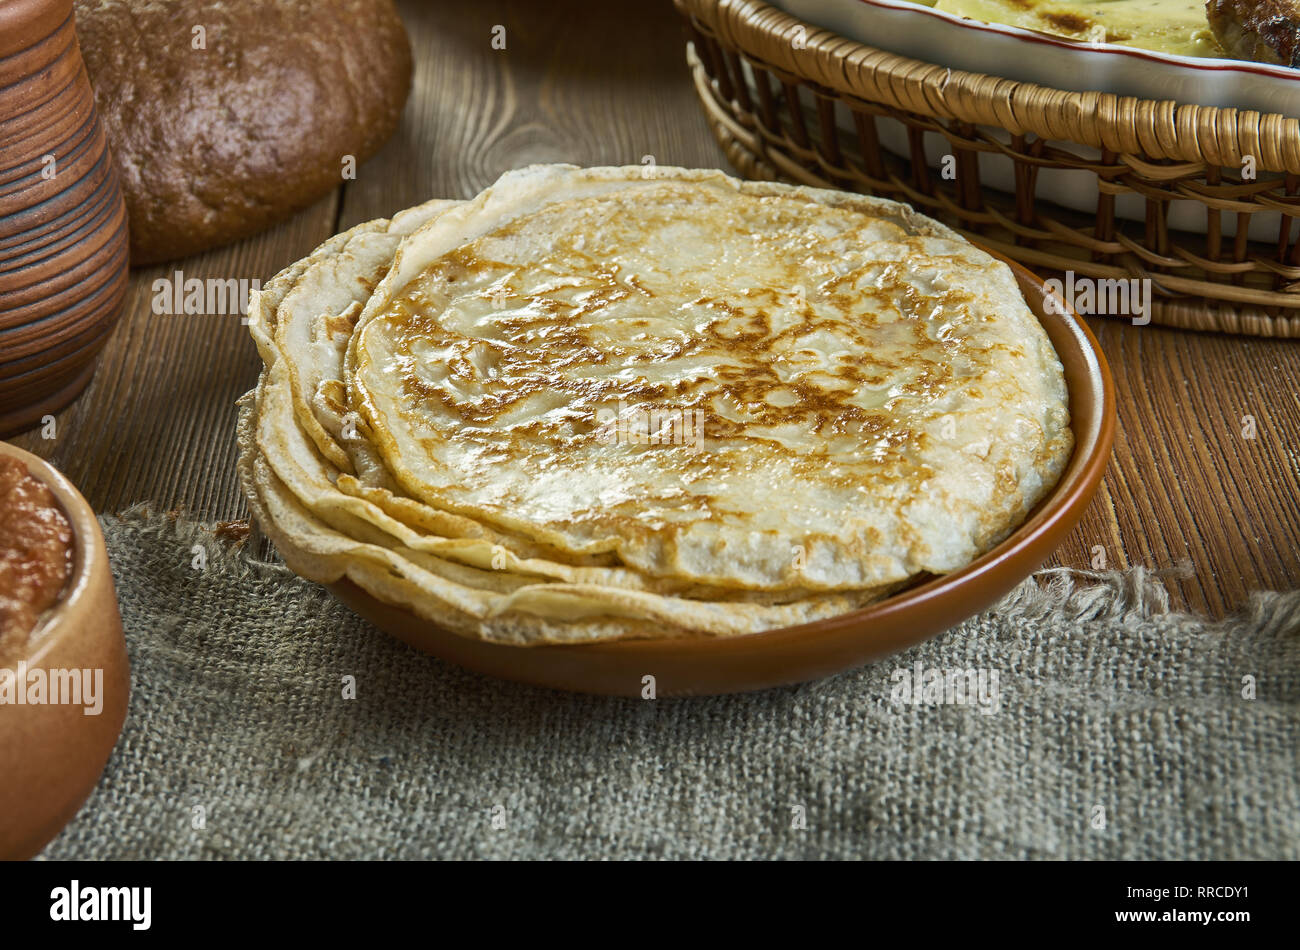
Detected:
left=38, top=511, right=1300, bottom=860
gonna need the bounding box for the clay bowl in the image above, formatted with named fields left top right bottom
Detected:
left=0, top=441, right=129, bottom=859
left=0, top=0, right=130, bottom=438
left=326, top=256, right=1117, bottom=696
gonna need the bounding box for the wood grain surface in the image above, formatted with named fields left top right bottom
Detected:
left=9, top=0, right=1299, bottom=618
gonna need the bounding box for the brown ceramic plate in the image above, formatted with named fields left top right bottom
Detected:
left=328, top=256, right=1115, bottom=697
left=0, top=441, right=130, bottom=859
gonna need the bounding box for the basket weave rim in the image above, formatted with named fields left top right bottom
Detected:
left=684, top=40, right=1300, bottom=336
left=678, top=0, right=1300, bottom=174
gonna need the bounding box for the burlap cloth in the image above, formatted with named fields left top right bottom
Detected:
left=38, top=511, right=1300, bottom=860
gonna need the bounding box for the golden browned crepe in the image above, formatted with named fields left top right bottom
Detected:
left=238, top=165, right=1073, bottom=644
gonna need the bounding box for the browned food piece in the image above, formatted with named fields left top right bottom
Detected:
left=1207, top=0, right=1300, bottom=65
left=214, top=518, right=251, bottom=545
left=0, top=457, right=73, bottom=657
left=74, top=0, right=413, bottom=265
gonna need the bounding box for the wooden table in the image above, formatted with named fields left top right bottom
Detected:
left=11, top=0, right=1300, bottom=618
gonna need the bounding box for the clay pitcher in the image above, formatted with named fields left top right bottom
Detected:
left=0, top=0, right=129, bottom=436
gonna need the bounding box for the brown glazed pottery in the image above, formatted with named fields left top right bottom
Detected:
left=0, top=0, right=130, bottom=437
left=0, top=441, right=129, bottom=860
left=328, top=255, right=1116, bottom=697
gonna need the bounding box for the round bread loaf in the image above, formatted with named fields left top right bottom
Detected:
left=73, top=0, right=412, bottom=265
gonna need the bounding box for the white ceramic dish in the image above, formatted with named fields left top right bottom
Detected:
left=766, top=0, right=1300, bottom=240
left=776, top=0, right=1300, bottom=112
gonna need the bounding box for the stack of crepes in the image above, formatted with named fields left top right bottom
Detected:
left=237, top=165, right=1073, bottom=645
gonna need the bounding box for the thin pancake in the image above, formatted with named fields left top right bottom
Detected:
left=349, top=166, right=1072, bottom=592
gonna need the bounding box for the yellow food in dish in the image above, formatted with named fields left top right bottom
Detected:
left=930, top=0, right=1225, bottom=58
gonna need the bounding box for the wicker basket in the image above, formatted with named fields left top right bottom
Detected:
left=676, top=0, right=1300, bottom=336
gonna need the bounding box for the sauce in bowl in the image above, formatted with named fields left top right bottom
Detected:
left=0, top=455, right=73, bottom=659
